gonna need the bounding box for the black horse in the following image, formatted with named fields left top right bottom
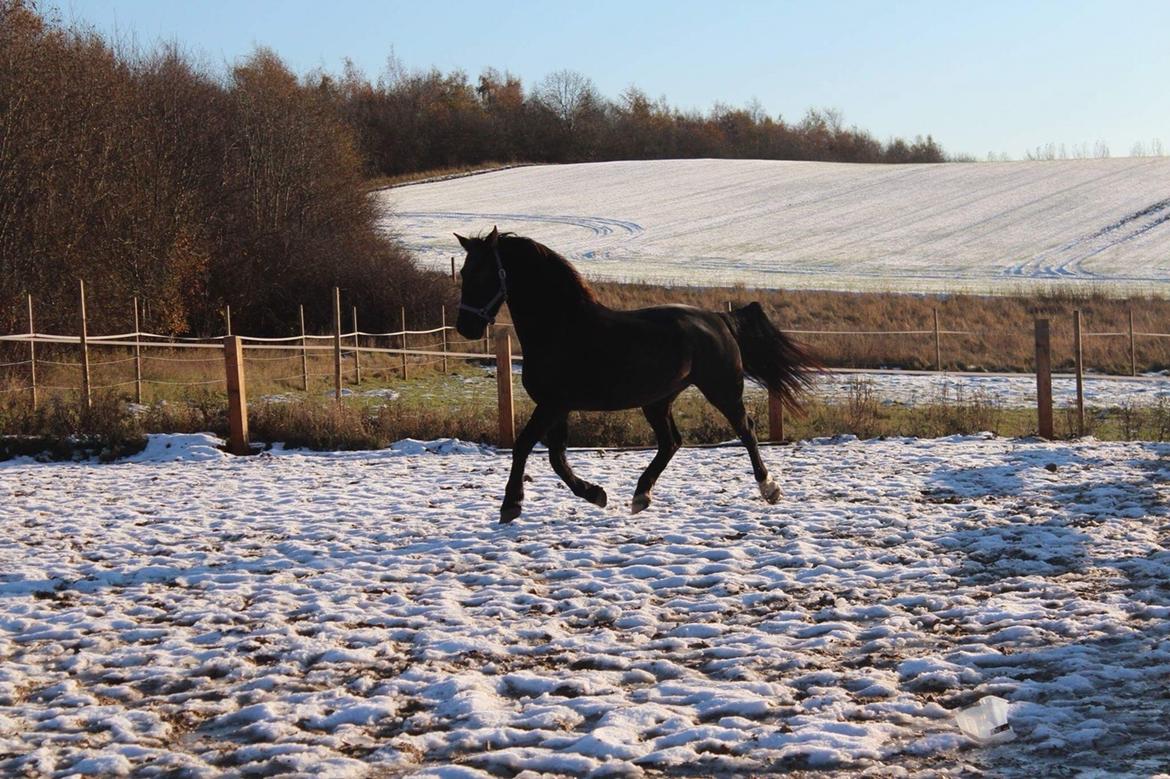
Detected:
left=455, top=227, right=817, bottom=523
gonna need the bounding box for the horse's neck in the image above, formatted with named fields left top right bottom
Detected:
left=504, top=266, right=599, bottom=351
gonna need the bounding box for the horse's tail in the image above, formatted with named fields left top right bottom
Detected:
left=722, top=302, right=820, bottom=411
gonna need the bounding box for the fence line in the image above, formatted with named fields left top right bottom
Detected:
left=3, top=325, right=1154, bottom=343
left=3, top=295, right=1168, bottom=448
left=3, top=332, right=1163, bottom=368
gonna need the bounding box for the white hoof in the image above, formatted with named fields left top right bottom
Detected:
left=758, top=475, right=781, bottom=504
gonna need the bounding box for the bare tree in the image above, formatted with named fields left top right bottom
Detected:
left=533, top=69, right=599, bottom=127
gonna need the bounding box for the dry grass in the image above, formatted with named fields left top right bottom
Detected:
left=586, top=281, right=1169, bottom=374
left=7, top=367, right=1170, bottom=458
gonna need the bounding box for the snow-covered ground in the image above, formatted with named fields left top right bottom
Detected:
left=810, top=371, right=1170, bottom=408
left=3, top=433, right=1170, bottom=776
left=378, top=158, right=1170, bottom=293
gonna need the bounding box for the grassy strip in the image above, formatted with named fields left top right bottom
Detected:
left=5, top=368, right=1170, bottom=460
left=6, top=282, right=1170, bottom=454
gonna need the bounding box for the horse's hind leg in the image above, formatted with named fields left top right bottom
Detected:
left=546, top=414, right=607, bottom=508
left=631, top=397, right=682, bottom=514
left=501, top=404, right=561, bottom=523
left=700, top=386, right=781, bottom=504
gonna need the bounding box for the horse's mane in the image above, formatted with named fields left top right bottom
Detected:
left=495, top=232, right=599, bottom=305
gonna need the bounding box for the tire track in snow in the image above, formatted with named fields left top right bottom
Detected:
left=393, top=211, right=644, bottom=267
left=1007, top=196, right=1170, bottom=280
left=395, top=211, right=644, bottom=238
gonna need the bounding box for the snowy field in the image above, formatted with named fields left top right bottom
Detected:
left=378, top=158, right=1170, bottom=293
left=3, top=434, right=1170, bottom=776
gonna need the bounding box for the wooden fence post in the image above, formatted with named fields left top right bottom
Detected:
left=1073, top=310, right=1085, bottom=436
left=133, top=296, right=143, bottom=404
left=400, top=306, right=409, bottom=380
left=27, top=293, right=37, bottom=410
left=352, top=306, right=361, bottom=385
left=299, top=304, right=309, bottom=392
left=1034, top=318, right=1053, bottom=439
left=483, top=323, right=491, bottom=356
left=933, top=308, right=942, bottom=372
left=223, top=335, right=250, bottom=455
left=332, top=287, right=342, bottom=401
left=79, top=279, right=91, bottom=409
left=496, top=327, right=515, bottom=448
left=451, top=257, right=457, bottom=283
left=225, top=304, right=232, bottom=336
left=441, top=305, right=449, bottom=374
left=1129, top=308, right=1137, bottom=377
left=768, top=392, right=784, bottom=442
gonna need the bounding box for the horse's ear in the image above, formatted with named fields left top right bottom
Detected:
left=486, top=226, right=499, bottom=246
left=454, top=233, right=471, bottom=251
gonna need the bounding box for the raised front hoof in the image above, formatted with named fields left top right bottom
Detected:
left=758, top=476, right=782, bottom=505
left=583, top=484, right=608, bottom=509
left=630, top=493, right=651, bottom=515
left=499, top=504, right=522, bottom=524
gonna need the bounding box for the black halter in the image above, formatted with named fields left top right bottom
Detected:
left=458, top=247, right=508, bottom=324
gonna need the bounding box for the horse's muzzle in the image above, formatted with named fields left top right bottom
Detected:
left=455, top=311, right=487, bottom=340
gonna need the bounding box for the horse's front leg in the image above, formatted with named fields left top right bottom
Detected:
left=546, top=414, right=607, bottom=508
left=500, top=404, right=561, bottom=524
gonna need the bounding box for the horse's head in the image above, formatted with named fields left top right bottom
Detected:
left=454, top=226, right=507, bottom=339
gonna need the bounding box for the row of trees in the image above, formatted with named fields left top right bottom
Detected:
left=324, top=64, right=946, bottom=177
left=1023, top=139, right=1167, bottom=161
left=0, top=1, right=444, bottom=336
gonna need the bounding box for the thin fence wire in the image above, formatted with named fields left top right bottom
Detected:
left=144, top=378, right=226, bottom=386
left=242, top=352, right=302, bottom=362
left=239, top=334, right=329, bottom=343
left=142, top=354, right=222, bottom=364
left=789, top=328, right=937, bottom=336
left=89, top=356, right=137, bottom=366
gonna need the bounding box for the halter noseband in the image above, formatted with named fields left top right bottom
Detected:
left=458, top=247, right=508, bottom=324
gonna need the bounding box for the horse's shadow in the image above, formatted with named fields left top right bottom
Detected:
left=914, top=442, right=1170, bottom=773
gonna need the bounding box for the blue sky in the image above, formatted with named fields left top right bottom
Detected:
left=62, top=0, right=1170, bottom=160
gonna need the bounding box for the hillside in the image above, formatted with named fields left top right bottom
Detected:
left=378, top=158, right=1170, bottom=293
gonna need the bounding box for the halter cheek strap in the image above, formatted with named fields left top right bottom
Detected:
left=458, top=247, right=508, bottom=324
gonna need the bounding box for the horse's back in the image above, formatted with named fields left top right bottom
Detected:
left=619, top=304, right=738, bottom=353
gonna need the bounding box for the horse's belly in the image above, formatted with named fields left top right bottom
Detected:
left=523, top=365, right=689, bottom=411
